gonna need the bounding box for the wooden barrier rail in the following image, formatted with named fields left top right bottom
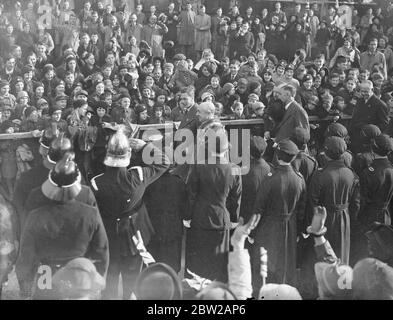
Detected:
left=0, top=115, right=353, bottom=140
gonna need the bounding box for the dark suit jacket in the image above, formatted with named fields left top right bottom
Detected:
left=274, top=100, right=310, bottom=142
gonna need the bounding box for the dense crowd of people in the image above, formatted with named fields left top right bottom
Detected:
left=1, top=0, right=393, bottom=300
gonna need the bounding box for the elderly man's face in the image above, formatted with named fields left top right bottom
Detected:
left=360, top=83, right=373, bottom=100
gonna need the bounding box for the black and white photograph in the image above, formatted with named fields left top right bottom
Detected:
left=0, top=0, right=393, bottom=307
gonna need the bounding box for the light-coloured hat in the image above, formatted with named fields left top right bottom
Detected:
left=259, top=284, right=302, bottom=300
left=52, top=257, right=105, bottom=299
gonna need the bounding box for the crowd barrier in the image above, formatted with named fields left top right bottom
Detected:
left=0, top=115, right=353, bottom=141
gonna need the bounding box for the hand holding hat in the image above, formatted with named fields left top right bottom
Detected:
left=307, top=206, right=327, bottom=236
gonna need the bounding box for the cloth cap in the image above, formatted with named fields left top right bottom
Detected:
left=276, top=139, right=299, bottom=156
left=248, top=81, right=261, bottom=92
left=303, top=74, right=313, bottom=82
left=55, top=94, right=68, bottom=102
left=259, top=284, right=302, bottom=300
left=324, top=136, right=347, bottom=160
left=325, top=122, right=348, bottom=138
left=373, top=134, right=393, bottom=156
left=0, top=80, right=9, bottom=89
left=73, top=99, right=88, bottom=110
left=237, top=78, right=248, bottom=86
left=360, top=124, right=381, bottom=139
left=173, top=53, right=186, bottom=61
left=22, top=64, right=34, bottom=74
left=250, top=135, right=267, bottom=158
left=135, top=104, right=147, bottom=114
left=290, top=127, right=310, bottom=147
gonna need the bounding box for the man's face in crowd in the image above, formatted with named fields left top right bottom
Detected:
left=346, top=79, right=356, bottom=91
left=78, top=104, right=88, bottom=117
left=15, top=81, right=24, bottom=92
left=65, top=73, right=75, bottom=84
left=136, top=4, right=142, bottom=12
left=275, top=2, right=281, bottom=11
left=277, top=65, right=285, bottom=75
left=217, top=8, right=222, bottom=16
left=142, top=88, right=151, bottom=98
left=330, top=76, right=339, bottom=87
left=13, top=46, right=22, bottom=59
left=359, top=71, right=369, bottom=82
left=121, top=98, right=131, bottom=109
left=164, top=66, right=173, bottom=78
left=153, top=69, right=162, bottom=81
left=103, top=67, right=112, bottom=77
left=37, top=44, right=46, bottom=56
left=315, top=58, right=324, bottom=69
left=348, top=70, right=358, bottom=79
left=36, top=86, right=44, bottom=96
left=24, top=71, right=33, bottom=82
left=369, top=40, right=378, bottom=52
left=230, top=64, right=239, bottom=75
left=360, top=83, right=373, bottom=100
left=211, top=77, right=219, bottom=88
left=6, top=58, right=15, bottom=69
left=92, top=12, right=98, bottom=21
left=130, top=15, right=137, bottom=24
left=52, top=110, right=62, bottom=122
left=84, top=2, right=91, bottom=11
left=285, top=69, right=294, bottom=79
left=157, top=95, right=166, bottom=105
left=237, top=82, right=247, bottom=93
left=180, top=93, right=193, bottom=110
left=304, top=79, right=313, bottom=90
left=277, top=88, right=290, bottom=103
left=57, top=99, right=67, bottom=109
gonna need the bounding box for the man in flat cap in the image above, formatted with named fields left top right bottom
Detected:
left=308, top=136, right=360, bottom=266
left=251, top=139, right=305, bottom=295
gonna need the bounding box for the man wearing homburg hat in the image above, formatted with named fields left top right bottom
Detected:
left=251, top=139, right=305, bottom=296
